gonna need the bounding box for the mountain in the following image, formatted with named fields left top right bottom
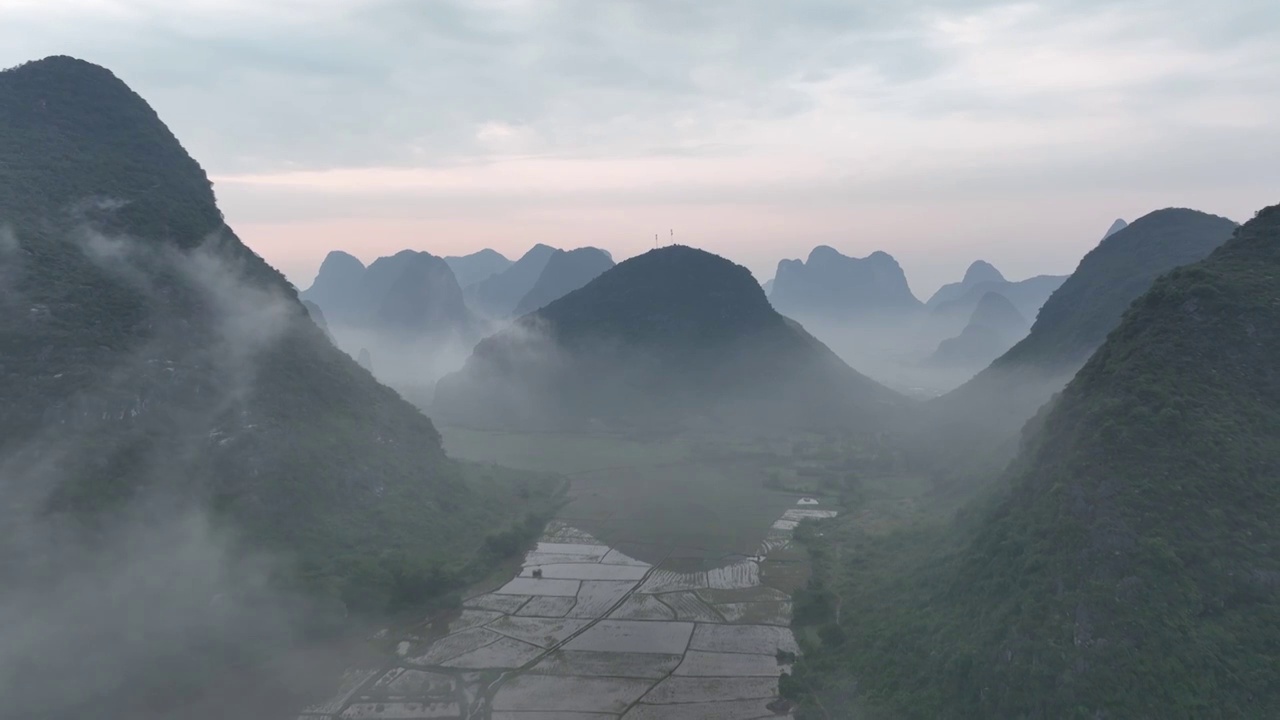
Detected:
left=511, top=247, right=615, bottom=316
left=301, top=300, right=334, bottom=341
left=0, top=57, right=550, bottom=713
left=466, top=243, right=558, bottom=317
left=985, top=209, right=1237, bottom=370
left=365, top=250, right=472, bottom=338
left=434, top=246, right=906, bottom=433
left=769, top=246, right=922, bottom=319
left=444, top=248, right=511, bottom=287
left=300, top=250, right=365, bottom=323
left=925, top=207, right=1239, bottom=474
left=1102, top=217, right=1128, bottom=238
left=791, top=203, right=1280, bottom=719
left=927, top=292, right=1028, bottom=370
left=927, top=259, right=1067, bottom=324
left=303, top=249, right=475, bottom=343
left=967, top=290, right=1028, bottom=333
left=925, top=260, right=1006, bottom=308
left=762, top=277, right=774, bottom=295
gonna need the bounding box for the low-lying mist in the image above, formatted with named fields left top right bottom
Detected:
left=788, top=311, right=1008, bottom=398
left=0, top=223, right=348, bottom=718
left=322, top=321, right=484, bottom=406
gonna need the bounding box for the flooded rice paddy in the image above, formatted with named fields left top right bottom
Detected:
left=298, top=501, right=836, bottom=719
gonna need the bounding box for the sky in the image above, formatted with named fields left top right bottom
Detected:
left=2, top=0, right=1278, bottom=298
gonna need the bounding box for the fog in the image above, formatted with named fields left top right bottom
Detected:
left=786, top=310, right=1027, bottom=399
left=0, top=224, right=346, bottom=719
left=0, top=221, right=1127, bottom=719
left=432, top=310, right=909, bottom=437
left=322, top=320, right=484, bottom=407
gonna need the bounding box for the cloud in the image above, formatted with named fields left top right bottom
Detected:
left=0, top=222, right=327, bottom=719
left=3, top=0, right=1275, bottom=175
left=1, top=0, right=1276, bottom=294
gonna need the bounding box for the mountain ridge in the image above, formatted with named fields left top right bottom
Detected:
left=923, top=207, right=1240, bottom=477
left=789, top=202, right=1280, bottom=718
left=436, top=245, right=906, bottom=433
left=512, top=246, right=615, bottom=316
left=0, top=56, right=546, bottom=621
left=770, top=246, right=922, bottom=319
left=466, top=243, right=559, bottom=317
left=444, top=248, right=511, bottom=287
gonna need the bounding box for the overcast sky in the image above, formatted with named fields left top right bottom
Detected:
left=3, top=0, right=1278, bottom=296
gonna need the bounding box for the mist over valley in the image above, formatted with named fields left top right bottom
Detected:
left=2, top=4, right=1278, bottom=716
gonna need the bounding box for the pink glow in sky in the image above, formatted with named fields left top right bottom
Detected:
left=4, top=0, right=1276, bottom=296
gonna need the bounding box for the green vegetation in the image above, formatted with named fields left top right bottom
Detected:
left=922, top=207, right=1240, bottom=485
left=996, top=207, right=1238, bottom=369
left=0, top=56, right=557, bottom=617
left=787, top=205, right=1280, bottom=718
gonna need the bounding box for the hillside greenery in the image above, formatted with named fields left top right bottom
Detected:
left=995, top=207, right=1238, bottom=369
left=786, top=204, right=1280, bottom=718
left=0, top=56, right=557, bottom=617
left=920, top=207, right=1241, bottom=485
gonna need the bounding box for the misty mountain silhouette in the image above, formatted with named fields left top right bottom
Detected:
left=925, top=207, right=1239, bottom=473
left=927, top=260, right=1004, bottom=306
left=301, top=300, right=334, bottom=341
left=466, top=243, right=559, bottom=317
left=303, top=248, right=476, bottom=342
left=834, top=203, right=1280, bottom=717
left=512, top=246, right=615, bottom=316
left=1102, top=217, right=1128, bottom=238
left=366, top=250, right=474, bottom=337
left=444, top=248, right=511, bottom=287
left=927, top=260, right=1066, bottom=323
left=434, top=245, right=906, bottom=432
left=927, top=260, right=1006, bottom=308
left=0, top=56, right=534, bottom=619
left=301, top=250, right=366, bottom=322
left=769, top=246, right=921, bottom=319
left=927, top=291, right=1029, bottom=370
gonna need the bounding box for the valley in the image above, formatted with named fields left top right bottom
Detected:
left=3, top=26, right=1276, bottom=719
left=296, top=427, right=864, bottom=719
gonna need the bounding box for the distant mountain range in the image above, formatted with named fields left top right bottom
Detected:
left=301, top=230, right=1142, bottom=341
left=302, top=249, right=476, bottom=341
left=770, top=246, right=922, bottom=319
left=434, top=245, right=906, bottom=433
left=444, top=248, right=511, bottom=287
left=927, top=260, right=1067, bottom=324
left=927, top=291, right=1029, bottom=371
left=925, top=260, right=1006, bottom=307
left=512, top=247, right=614, bottom=316
left=466, top=243, right=559, bottom=317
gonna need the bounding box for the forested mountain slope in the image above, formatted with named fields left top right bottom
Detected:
left=789, top=203, right=1280, bottom=719
left=0, top=56, right=545, bottom=618
left=922, top=208, right=1238, bottom=477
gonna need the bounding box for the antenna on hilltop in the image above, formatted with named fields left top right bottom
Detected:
left=670, top=228, right=673, bottom=246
